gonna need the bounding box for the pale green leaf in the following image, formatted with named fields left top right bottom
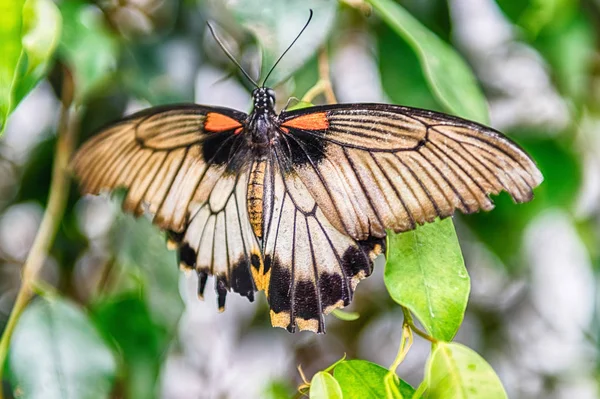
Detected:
left=310, top=372, right=343, bottom=399
left=8, top=298, right=117, bottom=399
left=425, top=342, right=508, bottom=399
left=0, top=0, right=61, bottom=135
left=385, top=218, right=469, bottom=341
left=331, top=309, right=360, bottom=321
left=366, top=0, right=489, bottom=124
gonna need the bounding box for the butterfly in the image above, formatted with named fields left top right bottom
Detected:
left=71, top=14, right=543, bottom=334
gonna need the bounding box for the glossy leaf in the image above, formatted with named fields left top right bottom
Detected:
left=223, top=0, right=337, bottom=85
left=7, top=298, right=116, bottom=399
left=367, top=0, right=489, bottom=124
left=334, top=360, right=415, bottom=399
left=58, top=0, right=119, bottom=101
left=310, top=372, right=343, bottom=399
left=385, top=218, right=470, bottom=341
left=425, top=342, right=507, bottom=399
left=0, top=0, right=61, bottom=135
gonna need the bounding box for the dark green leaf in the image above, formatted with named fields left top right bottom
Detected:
left=425, top=342, right=507, bottom=399
left=310, top=372, right=343, bottom=399
left=58, top=0, right=119, bottom=101
left=334, top=360, right=415, bottom=399
left=91, top=294, right=170, bottom=399
left=113, top=214, right=184, bottom=331
left=223, top=0, right=337, bottom=85
left=264, top=380, right=296, bottom=399
left=385, top=218, right=469, bottom=341
left=377, top=23, right=440, bottom=111
left=367, top=0, right=489, bottom=123
left=8, top=298, right=116, bottom=399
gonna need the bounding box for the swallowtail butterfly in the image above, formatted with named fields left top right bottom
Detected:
left=72, top=13, right=543, bottom=333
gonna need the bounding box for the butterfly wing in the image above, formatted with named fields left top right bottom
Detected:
left=258, top=150, right=385, bottom=333
left=260, top=103, right=542, bottom=333
left=279, top=103, right=543, bottom=240
left=72, top=104, right=260, bottom=307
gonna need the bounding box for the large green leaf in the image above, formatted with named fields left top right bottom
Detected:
left=221, top=0, right=337, bottom=86
left=425, top=342, right=507, bottom=399
left=112, top=214, right=184, bottom=332
left=367, top=0, right=489, bottom=124
left=58, top=0, right=119, bottom=101
left=385, top=218, right=469, bottom=341
left=0, top=0, right=61, bottom=135
left=91, top=294, right=170, bottom=399
left=310, top=372, right=343, bottom=399
left=333, top=360, right=415, bottom=399
left=7, top=298, right=116, bottom=399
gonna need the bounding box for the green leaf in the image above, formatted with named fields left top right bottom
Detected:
left=7, top=298, right=117, bottom=399
left=366, top=0, right=489, bottom=124
left=223, top=0, right=337, bottom=85
left=0, top=0, right=61, bottom=135
left=385, top=218, right=469, bottom=341
left=425, top=342, right=507, bottom=399
left=113, top=214, right=184, bottom=331
left=334, top=360, right=415, bottom=399
left=310, top=372, right=343, bottom=399
left=264, top=380, right=296, bottom=399
left=331, top=309, right=360, bottom=321
left=91, top=294, right=170, bottom=399
left=58, top=0, right=119, bottom=101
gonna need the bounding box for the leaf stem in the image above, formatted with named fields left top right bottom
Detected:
left=401, top=306, right=438, bottom=344
left=0, top=70, right=78, bottom=397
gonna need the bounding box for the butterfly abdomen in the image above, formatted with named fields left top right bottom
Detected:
left=248, top=159, right=267, bottom=239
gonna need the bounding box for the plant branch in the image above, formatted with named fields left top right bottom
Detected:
left=0, top=69, right=78, bottom=397
left=301, top=47, right=337, bottom=104
left=401, top=306, right=438, bottom=344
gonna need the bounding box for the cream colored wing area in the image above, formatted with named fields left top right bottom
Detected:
left=71, top=108, right=240, bottom=233
left=262, top=155, right=385, bottom=333
left=176, top=171, right=262, bottom=310
left=280, top=105, right=543, bottom=241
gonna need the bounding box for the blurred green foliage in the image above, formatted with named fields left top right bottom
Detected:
left=0, top=0, right=598, bottom=398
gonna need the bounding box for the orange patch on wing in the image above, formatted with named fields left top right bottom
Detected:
left=281, top=112, right=329, bottom=131
left=204, top=112, right=243, bottom=132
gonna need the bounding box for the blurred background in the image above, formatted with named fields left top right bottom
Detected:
left=1, top=0, right=599, bottom=398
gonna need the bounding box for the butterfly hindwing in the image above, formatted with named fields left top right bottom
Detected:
left=260, top=149, right=385, bottom=333
left=175, top=169, right=261, bottom=308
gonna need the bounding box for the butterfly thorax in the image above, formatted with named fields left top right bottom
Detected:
left=247, top=87, right=278, bottom=148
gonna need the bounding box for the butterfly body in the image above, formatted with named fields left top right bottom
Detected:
left=72, top=86, right=543, bottom=333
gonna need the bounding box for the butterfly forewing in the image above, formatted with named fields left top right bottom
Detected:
left=279, top=104, right=543, bottom=241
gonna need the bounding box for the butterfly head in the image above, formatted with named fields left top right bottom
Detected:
left=252, top=87, right=276, bottom=112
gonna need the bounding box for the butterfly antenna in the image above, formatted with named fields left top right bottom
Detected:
left=262, top=9, right=313, bottom=87
left=206, top=21, right=259, bottom=89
